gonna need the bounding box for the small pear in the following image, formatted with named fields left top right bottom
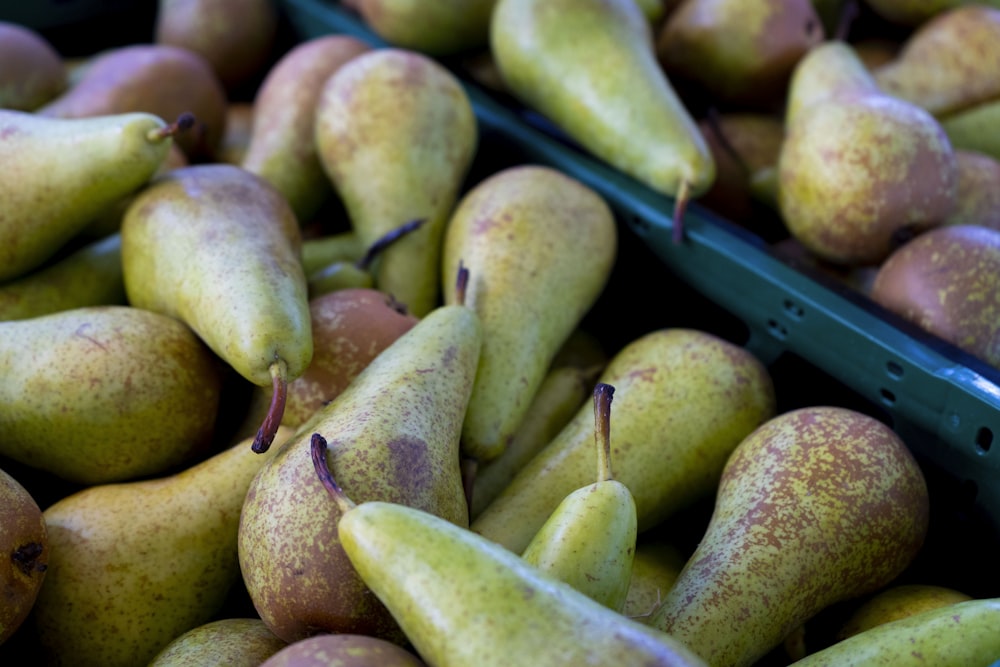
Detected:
left=0, top=21, right=66, bottom=110
left=147, top=618, right=288, bottom=667
left=649, top=406, right=930, bottom=667
left=622, top=539, right=687, bottom=624
left=0, top=466, right=48, bottom=646
left=941, top=98, right=1000, bottom=161
left=259, top=634, right=427, bottom=667
left=301, top=230, right=365, bottom=276
left=33, top=426, right=294, bottom=667
left=349, top=0, right=497, bottom=55
left=835, top=583, right=973, bottom=640
left=0, top=305, right=223, bottom=485
left=943, top=150, right=1000, bottom=231
left=310, top=434, right=709, bottom=667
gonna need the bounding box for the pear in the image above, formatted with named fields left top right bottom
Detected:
left=622, top=539, right=687, bottom=623
left=0, top=232, right=125, bottom=321
left=835, top=583, right=973, bottom=640
left=217, top=102, right=255, bottom=165
left=788, top=598, right=1000, bottom=666
left=259, top=634, right=427, bottom=667
left=862, top=0, right=963, bottom=27
left=471, top=327, right=776, bottom=555
left=0, top=466, right=48, bottom=646
left=943, top=150, right=1000, bottom=230
left=315, top=48, right=477, bottom=317
left=0, top=109, right=180, bottom=282
left=783, top=40, right=881, bottom=129
left=309, top=433, right=709, bottom=667
left=0, top=22, right=66, bottom=110
left=0, top=305, right=223, bottom=484
left=348, top=0, right=497, bottom=55
left=154, top=0, right=279, bottom=92
left=649, top=406, right=930, bottom=667
left=520, top=382, right=637, bottom=611
left=872, top=5, right=1000, bottom=118
left=37, top=43, right=228, bottom=160
left=32, top=426, right=294, bottom=667
left=241, top=34, right=371, bottom=223
left=120, top=163, right=313, bottom=455
left=941, top=98, right=1000, bottom=161
left=147, top=618, right=288, bottom=667
left=441, top=165, right=617, bottom=465
left=655, top=0, right=825, bottom=108
left=301, top=230, right=365, bottom=276
left=238, top=277, right=481, bottom=644
left=490, top=0, right=715, bottom=243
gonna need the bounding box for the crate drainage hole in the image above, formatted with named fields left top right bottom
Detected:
left=782, top=299, right=804, bottom=320
left=975, top=427, right=993, bottom=454
left=880, top=388, right=896, bottom=406
left=886, top=360, right=904, bottom=379
left=629, top=215, right=650, bottom=233
left=767, top=319, right=788, bottom=340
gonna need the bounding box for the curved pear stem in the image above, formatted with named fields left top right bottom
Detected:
left=454, top=260, right=470, bottom=307
left=834, top=0, right=859, bottom=42
left=146, top=112, right=197, bottom=143
left=704, top=107, right=750, bottom=176
left=251, top=358, right=289, bottom=454
left=594, top=382, right=615, bottom=483
left=310, top=432, right=357, bottom=515
left=355, top=218, right=427, bottom=271
left=671, top=179, right=692, bottom=245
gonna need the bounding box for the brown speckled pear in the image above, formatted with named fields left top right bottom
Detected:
left=943, top=150, right=1000, bottom=231
left=238, top=300, right=481, bottom=644
left=259, top=634, right=427, bottom=667
left=0, top=305, right=223, bottom=485
left=33, top=426, right=294, bottom=667
left=242, top=34, right=371, bottom=223
left=649, top=406, right=930, bottom=667
left=0, top=467, right=48, bottom=646
left=441, top=165, right=617, bottom=465
left=147, top=618, right=288, bottom=667
left=783, top=40, right=881, bottom=129
left=471, top=328, right=776, bottom=555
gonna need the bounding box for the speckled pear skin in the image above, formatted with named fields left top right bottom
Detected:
left=649, top=406, right=930, bottom=667
left=315, top=48, right=477, bottom=317
left=0, top=305, right=223, bottom=485
left=33, top=426, right=294, bottom=667
left=835, top=583, right=973, bottom=640
left=238, top=305, right=481, bottom=645
left=471, top=328, right=776, bottom=554
left=147, top=618, right=288, bottom=667
left=242, top=34, right=371, bottom=223
left=944, top=150, right=1000, bottom=230
left=258, top=633, right=426, bottom=667
left=0, top=466, right=48, bottom=646
left=783, top=41, right=881, bottom=129
left=121, top=163, right=313, bottom=388
left=353, top=0, right=496, bottom=56
left=789, top=598, right=1000, bottom=666
left=337, top=500, right=709, bottom=667
left=0, top=109, right=171, bottom=282
left=441, top=165, right=618, bottom=464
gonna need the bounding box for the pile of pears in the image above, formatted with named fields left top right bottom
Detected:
left=2, top=1, right=1000, bottom=666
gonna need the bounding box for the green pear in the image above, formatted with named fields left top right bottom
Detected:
left=0, top=232, right=125, bottom=321
left=0, top=22, right=65, bottom=110
left=0, top=466, right=48, bottom=646
left=315, top=48, right=477, bottom=317
left=621, top=539, right=686, bottom=624
left=33, top=426, right=294, bottom=667
left=238, top=288, right=481, bottom=644
left=872, top=5, right=1000, bottom=118
left=348, top=0, right=497, bottom=55
left=309, top=434, right=709, bottom=667
left=788, top=598, right=1000, bottom=666
left=490, top=0, right=715, bottom=243
left=941, top=98, right=1000, bottom=161
left=835, top=584, right=973, bottom=640
left=301, top=230, right=365, bottom=276
left=649, top=406, right=930, bottom=667
left=259, top=634, right=427, bottom=667
left=147, top=618, right=288, bottom=667
left=120, top=163, right=313, bottom=455
left=943, top=150, right=1000, bottom=230
left=241, top=34, right=371, bottom=223
left=655, top=0, right=825, bottom=108
left=154, top=0, right=278, bottom=92
left=520, top=382, right=637, bottom=611
left=783, top=40, right=881, bottom=128
left=0, top=109, right=177, bottom=282
left=471, top=327, right=776, bottom=555
left=441, top=165, right=617, bottom=465
left=0, top=305, right=223, bottom=485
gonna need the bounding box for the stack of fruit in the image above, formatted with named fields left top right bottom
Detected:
left=1, top=1, right=999, bottom=666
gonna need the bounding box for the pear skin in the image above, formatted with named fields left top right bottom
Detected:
left=33, top=427, right=294, bottom=667
left=0, top=467, right=48, bottom=646
left=649, top=406, right=930, bottom=667
left=301, top=231, right=365, bottom=276
left=259, top=634, right=427, bottom=667
left=147, top=618, right=288, bottom=667
left=441, top=165, right=617, bottom=464
left=353, top=0, right=497, bottom=55
left=0, top=22, right=66, bottom=111
left=942, top=98, right=1000, bottom=161
left=622, top=540, right=687, bottom=624
left=943, top=150, right=1000, bottom=231
left=783, top=40, right=881, bottom=129
left=835, top=583, right=973, bottom=640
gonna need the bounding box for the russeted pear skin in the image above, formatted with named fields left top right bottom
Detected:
left=0, top=467, right=48, bottom=646
left=147, top=618, right=287, bottom=667
left=650, top=406, right=930, bottom=667
left=0, top=306, right=223, bottom=485
left=441, top=165, right=617, bottom=464
left=0, top=110, right=172, bottom=282
left=471, top=328, right=776, bottom=554
left=258, top=634, right=427, bottom=667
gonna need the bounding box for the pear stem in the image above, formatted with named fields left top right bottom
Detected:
left=671, top=179, right=692, bottom=245
left=594, top=382, right=615, bottom=483
left=834, top=0, right=859, bottom=42
left=310, top=432, right=357, bottom=514
left=146, top=112, right=197, bottom=143
left=252, top=358, right=288, bottom=454
left=454, top=260, right=470, bottom=307
left=704, top=107, right=750, bottom=176
left=355, top=218, right=427, bottom=271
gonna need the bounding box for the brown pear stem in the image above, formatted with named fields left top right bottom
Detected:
left=355, top=218, right=427, bottom=271
left=146, top=112, right=197, bottom=142
left=460, top=455, right=478, bottom=519
left=252, top=358, right=288, bottom=454
left=834, top=0, right=859, bottom=42
left=310, top=432, right=357, bottom=514
left=671, top=179, right=692, bottom=245
left=594, top=382, right=615, bottom=483
left=704, top=107, right=751, bottom=176
left=454, top=260, right=470, bottom=307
